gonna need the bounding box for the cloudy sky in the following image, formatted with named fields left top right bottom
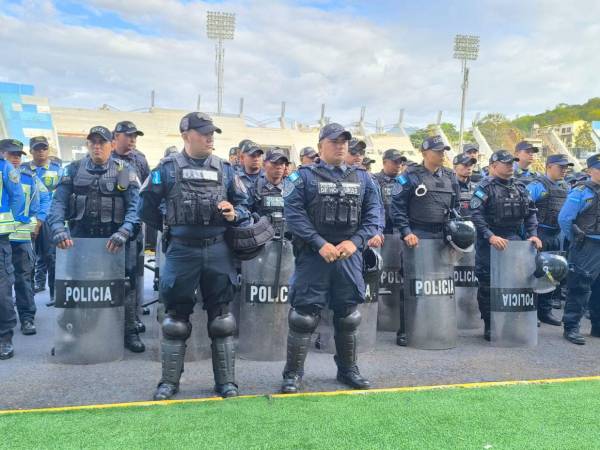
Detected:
left=1, top=0, right=598, bottom=129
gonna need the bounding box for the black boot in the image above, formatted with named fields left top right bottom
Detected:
left=334, top=309, right=370, bottom=390
left=484, top=319, right=491, bottom=342
left=135, top=316, right=146, bottom=334
left=21, top=320, right=37, bottom=335
left=153, top=317, right=190, bottom=400
left=538, top=310, right=561, bottom=326
left=125, top=294, right=145, bottom=353
left=396, top=332, right=407, bottom=347
left=0, top=335, right=14, bottom=360
left=564, top=328, right=586, bottom=345
left=208, top=313, right=238, bottom=398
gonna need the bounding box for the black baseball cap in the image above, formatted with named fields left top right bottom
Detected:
left=229, top=147, right=239, bottom=156
left=382, top=148, right=407, bottom=162
left=265, top=148, right=289, bottom=163
left=349, top=138, right=366, bottom=155
left=299, top=147, right=317, bottom=158
left=114, top=121, right=144, bottom=136
left=242, top=142, right=264, bottom=156
left=453, top=153, right=478, bottom=166
left=87, top=126, right=113, bottom=142
left=362, top=157, right=376, bottom=166
left=490, top=149, right=519, bottom=164
left=422, top=135, right=450, bottom=151
left=29, top=136, right=49, bottom=151
left=319, top=123, right=351, bottom=142
left=546, top=154, right=574, bottom=167
left=0, top=139, right=26, bottom=155
left=463, top=143, right=479, bottom=153
left=586, top=153, right=600, bottom=170
left=179, top=112, right=222, bottom=134
left=515, top=141, right=539, bottom=153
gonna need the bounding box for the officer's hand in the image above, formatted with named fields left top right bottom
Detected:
left=368, top=235, right=384, bottom=248
left=528, top=236, right=543, bottom=250
left=489, top=235, right=508, bottom=251
left=31, top=221, right=43, bottom=241
left=403, top=233, right=419, bottom=248
left=53, top=231, right=73, bottom=250
left=319, top=243, right=340, bottom=263
left=336, top=240, right=357, bottom=260
left=218, top=201, right=236, bottom=222
left=106, top=230, right=129, bottom=253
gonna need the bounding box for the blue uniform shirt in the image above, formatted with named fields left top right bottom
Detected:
left=283, top=160, right=380, bottom=251
left=0, top=158, right=27, bottom=235
left=27, top=160, right=62, bottom=200
left=237, top=167, right=264, bottom=192
left=558, top=183, right=600, bottom=241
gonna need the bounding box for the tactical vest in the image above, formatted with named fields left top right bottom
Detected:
left=484, top=179, right=530, bottom=232
left=458, top=181, right=474, bottom=216
left=514, top=167, right=538, bottom=186
left=373, top=172, right=394, bottom=217
left=68, top=158, right=126, bottom=237
left=253, top=177, right=284, bottom=218
left=407, top=166, right=455, bottom=227
left=574, top=182, right=600, bottom=235
left=9, top=167, right=37, bottom=242
left=165, top=153, right=227, bottom=227
left=534, top=177, right=568, bottom=228
left=307, top=166, right=362, bottom=244
left=0, top=159, right=16, bottom=235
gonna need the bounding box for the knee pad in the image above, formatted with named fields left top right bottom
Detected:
left=162, top=315, right=191, bottom=340
left=333, top=307, right=361, bottom=332
left=208, top=313, right=236, bottom=339
left=288, top=307, right=320, bottom=333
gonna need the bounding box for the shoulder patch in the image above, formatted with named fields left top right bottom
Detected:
left=151, top=170, right=161, bottom=185
left=234, top=174, right=248, bottom=194
left=469, top=197, right=483, bottom=209
left=282, top=179, right=296, bottom=198
left=288, top=171, right=303, bottom=186
left=474, top=188, right=487, bottom=201
left=8, top=168, right=20, bottom=184
left=397, top=175, right=408, bottom=186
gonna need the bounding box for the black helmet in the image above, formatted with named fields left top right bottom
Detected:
left=533, top=251, right=568, bottom=294
left=362, top=247, right=383, bottom=285
left=444, top=219, right=476, bottom=253
left=225, top=214, right=275, bottom=261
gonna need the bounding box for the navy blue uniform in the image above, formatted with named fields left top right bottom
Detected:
left=236, top=167, right=264, bottom=193
left=283, top=160, right=380, bottom=312
left=470, top=176, right=538, bottom=324
left=559, top=181, right=600, bottom=334
left=112, top=149, right=150, bottom=186
left=372, top=171, right=399, bottom=234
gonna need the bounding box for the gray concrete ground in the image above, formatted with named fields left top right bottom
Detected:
left=1, top=270, right=598, bottom=411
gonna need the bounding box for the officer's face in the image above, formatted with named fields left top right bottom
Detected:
left=264, top=160, right=286, bottom=183
left=345, top=151, right=364, bottom=166
left=589, top=167, right=600, bottom=183
left=183, top=129, right=214, bottom=156
left=454, top=163, right=474, bottom=178
left=546, top=164, right=568, bottom=181
left=241, top=152, right=263, bottom=171
left=87, top=137, right=112, bottom=164
left=493, top=161, right=514, bottom=179
left=517, top=150, right=535, bottom=166
left=383, top=159, right=403, bottom=176
left=422, top=149, right=445, bottom=167
left=5, top=152, right=22, bottom=167
left=466, top=150, right=479, bottom=161
left=229, top=155, right=239, bottom=165
left=318, top=137, right=348, bottom=165
left=31, top=145, right=49, bottom=165
left=114, top=132, right=137, bottom=151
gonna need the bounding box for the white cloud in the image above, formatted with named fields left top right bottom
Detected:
left=1, top=0, right=598, bottom=129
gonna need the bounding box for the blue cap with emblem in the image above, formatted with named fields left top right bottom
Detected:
left=29, top=136, right=49, bottom=151
left=319, top=123, right=352, bottom=142
left=546, top=154, right=574, bottom=166
left=299, top=147, right=317, bottom=158
left=348, top=138, right=366, bottom=155
left=489, top=149, right=519, bottom=164
left=463, top=143, right=479, bottom=153
left=265, top=148, right=289, bottom=163
left=241, top=141, right=264, bottom=156
left=382, top=148, right=407, bottom=162
left=453, top=153, right=478, bottom=166
left=114, top=121, right=144, bottom=136
left=179, top=112, right=222, bottom=134
left=421, top=135, right=450, bottom=152
left=86, top=126, right=113, bottom=142
left=0, top=139, right=26, bottom=155
left=515, top=140, right=539, bottom=153
left=586, top=153, right=600, bottom=170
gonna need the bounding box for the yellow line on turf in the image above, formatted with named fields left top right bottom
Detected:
left=1, top=375, right=599, bottom=416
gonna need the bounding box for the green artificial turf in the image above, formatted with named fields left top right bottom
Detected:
left=1, top=381, right=599, bottom=449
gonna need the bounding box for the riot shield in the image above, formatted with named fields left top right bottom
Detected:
left=53, top=238, right=125, bottom=364
left=238, top=238, right=293, bottom=361
left=403, top=239, right=457, bottom=350
left=377, top=233, right=403, bottom=332
left=491, top=242, right=538, bottom=347
left=454, top=251, right=480, bottom=330
left=135, top=225, right=145, bottom=314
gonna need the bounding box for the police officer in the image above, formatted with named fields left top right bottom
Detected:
left=470, top=150, right=542, bottom=340
left=527, top=154, right=573, bottom=325
left=463, top=143, right=483, bottom=182
left=0, top=139, right=28, bottom=359
left=280, top=123, right=380, bottom=393
left=391, top=135, right=460, bottom=245
left=112, top=121, right=150, bottom=337
left=228, top=147, right=240, bottom=169
left=138, top=112, right=250, bottom=400
left=513, top=141, right=540, bottom=185
left=372, top=149, right=407, bottom=235
left=559, top=154, right=600, bottom=345
left=29, top=136, right=62, bottom=299
left=345, top=138, right=366, bottom=167
left=299, top=147, right=318, bottom=167
left=237, top=141, right=264, bottom=191
left=249, top=148, right=288, bottom=220
left=46, top=126, right=144, bottom=352
left=453, top=153, right=478, bottom=216
left=5, top=142, right=49, bottom=336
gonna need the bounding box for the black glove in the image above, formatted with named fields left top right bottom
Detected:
left=108, top=230, right=129, bottom=248
left=52, top=230, right=71, bottom=246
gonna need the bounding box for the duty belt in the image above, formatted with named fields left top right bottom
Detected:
left=409, top=221, right=445, bottom=233
left=171, top=234, right=224, bottom=248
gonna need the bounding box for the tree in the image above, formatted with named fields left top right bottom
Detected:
left=574, top=122, right=595, bottom=150
left=476, top=113, right=522, bottom=150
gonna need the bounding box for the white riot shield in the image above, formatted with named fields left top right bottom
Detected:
left=377, top=233, right=403, bottom=332
left=454, top=251, right=480, bottom=330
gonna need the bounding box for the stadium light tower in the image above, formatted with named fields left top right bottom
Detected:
left=206, top=11, right=236, bottom=115
left=453, top=34, right=480, bottom=151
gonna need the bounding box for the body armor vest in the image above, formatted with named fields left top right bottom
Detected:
left=254, top=177, right=284, bottom=218
left=575, top=182, right=600, bottom=235
left=69, top=158, right=126, bottom=237
left=307, top=166, right=362, bottom=244
left=458, top=181, right=474, bottom=217
left=407, top=166, right=455, bottom=227
left=534, top=177, right=568, bottom=228
left=165, top=153, right=227, bottom=227
left=373, top=172, right=394, bottom=217
left=514, top=168, right=538, bottom=186
left=484, top=179, right=529, bottom=232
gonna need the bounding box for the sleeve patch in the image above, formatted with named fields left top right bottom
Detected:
left=8, top=168, right=20, bottom=184
left=397, top=175, right=408, bottom=186
left=469, top=197, right=482, bottom=209
left=474, top=189, right=487, bottom=201
left=282, top=179, right=296, bottom=197
left=151, top=170, right=161, bottom=185
left=288, top=171, right=301, bottom=184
